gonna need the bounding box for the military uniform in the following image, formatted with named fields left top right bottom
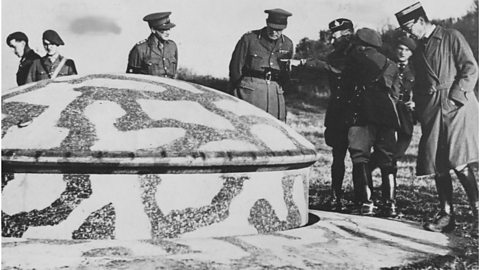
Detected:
left=396, top=2, right=479, bottom=234
left=127, top=12, right=178, bottom=78
left=229, top=9, right=293, bottom=122
left=303, top=18, right=354, bottom=211
left=344, top=28, right=400, bottom=215
left=25, top=30, right=77, bottom=83
left=394, top=62, right=415, bottom=161
left=16, top=49, right=40, bottom=86
left=26, top=55, right=77, bottom=83
left=127, top=34, right=178, bottom=78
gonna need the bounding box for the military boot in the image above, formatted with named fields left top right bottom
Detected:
left=330, top=165, right=346, bottom=212
left=424, top=174, right=455, bottom=233
left=380, top=167, right=398, bottom=218
left=353, top=163, right=376, bottom=216
left=455, top=164, right=479, bottom=236
left=424, top=211, right=455, bottom=233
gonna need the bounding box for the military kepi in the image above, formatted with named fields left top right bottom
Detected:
left=42, top=30, right=64, bottom=46
left=143, top=12, right=175, bottom=30
left=329, top=18, right=353, bottom=33
left=265, top=8, right=292, bottom=30
left=395, top=2, right=427, bottom=27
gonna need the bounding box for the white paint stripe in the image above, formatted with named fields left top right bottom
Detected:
left=75, top=78, right=167, bottom=93
left=2, top=83, right=81, bottom=149
left=251, top=124, right=297, bottom=151
left=138, top=99, right=234, bottom=130
left=85, top=101, right=186, bottom=151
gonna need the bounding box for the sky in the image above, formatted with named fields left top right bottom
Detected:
left=1, top=0, right=477, bottom=90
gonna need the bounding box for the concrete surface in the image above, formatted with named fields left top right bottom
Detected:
left=2, top=210, right=452, bottom=270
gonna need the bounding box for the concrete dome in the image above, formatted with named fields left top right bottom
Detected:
left=2, top=73, right=317, bottom=173
left=2, top=74, right=318, bottom=240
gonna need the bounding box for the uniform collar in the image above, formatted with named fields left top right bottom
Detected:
left=42, top=54, right=63, bottom=64
left=429, top=25, right=443, bottom=40
left=424, top=24, right=438, bottom=39
left=260, top=27, right=284, bottom=43
left=21, top=49, right=34, bottom=62
left=148, top=33, right=170, bottom=46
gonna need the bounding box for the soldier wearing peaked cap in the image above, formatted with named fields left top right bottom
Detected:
left=127, top=12, right=178, bottom=78
left=299, top=18, right=355, bottom=212
left=229, top=8, right=294, bottom=122
left=26, top=30, right=77, bottom=83
left=343, top=28, right=402, bottom=217
left=396, top=2, right=479, bottom=235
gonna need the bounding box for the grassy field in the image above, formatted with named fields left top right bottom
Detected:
left=284, top=89, right=479, bottom=270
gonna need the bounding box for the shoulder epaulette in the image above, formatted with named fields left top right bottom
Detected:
left=136, top=39, right=147, bottom=45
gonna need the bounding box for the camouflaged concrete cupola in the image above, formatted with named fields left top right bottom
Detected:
left=1, top=74, right=318, bottom=240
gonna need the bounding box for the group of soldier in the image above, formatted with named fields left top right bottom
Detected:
left=6, top=1, right=478, bottom=235
left=6, top=29, right=77, bottom=85
left=228, top=2, right=478, bottom=235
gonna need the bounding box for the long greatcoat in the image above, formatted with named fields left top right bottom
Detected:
left=412, top=26, right=478, bottom=175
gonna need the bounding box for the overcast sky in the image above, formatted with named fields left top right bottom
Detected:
left=1, top=0, right=477, bottom=89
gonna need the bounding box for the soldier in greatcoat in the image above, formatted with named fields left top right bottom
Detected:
left=127, top=12, right=178, bottom=78
left=396, top=2, right=479, bottom=234
left=26, top=30, right=77, bottom=83
left=229, top=8, right=294, bottom=122
left=6, top=32, right=40, bottom=86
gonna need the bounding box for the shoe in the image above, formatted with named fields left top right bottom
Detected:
left=423, top=211, right=455, bottom=233
left=331, top=199, right=347, bottom=213
left=325, top=196, right=346, bottom=213
left=381, top=201, right=398, bottom=218
left=360, top=203, right=377, bottom=216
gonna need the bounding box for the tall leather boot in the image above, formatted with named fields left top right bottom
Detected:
left=330, top=147, right=347, bottom=212
left=424, top=173, right=455, bottom=233
left=454, top=164, right=479, bottom=236
left=331, top=163, right=346, bottom=212
left=353, top=163, right=376, bottom=216
left=380, top=167, right=398, bottom=217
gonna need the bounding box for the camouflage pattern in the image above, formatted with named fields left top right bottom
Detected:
left=2, top=210, right=453, bottom=269
left=2, top=74, right=317, bottom=239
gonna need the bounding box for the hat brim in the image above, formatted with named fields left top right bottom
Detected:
left=154, top=23, right=176, bottom=30
left=267, top=22, right=287, bottom=30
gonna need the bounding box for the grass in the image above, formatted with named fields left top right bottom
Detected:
left=284, top=88, right=479, bottom=270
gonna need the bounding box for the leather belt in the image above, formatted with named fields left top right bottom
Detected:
left=243, top=70, right=280, bottom=82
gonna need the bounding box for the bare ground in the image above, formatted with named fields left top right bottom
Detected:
left=285, top=89, right=479, bottom=270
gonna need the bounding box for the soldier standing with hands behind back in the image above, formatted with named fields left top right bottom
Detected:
left=229, top=8, right=294, bottom=122
left=127, top=12, right=178, bottom=78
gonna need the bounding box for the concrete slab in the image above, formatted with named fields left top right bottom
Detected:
left=2, top=210, right=453, bottom=270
